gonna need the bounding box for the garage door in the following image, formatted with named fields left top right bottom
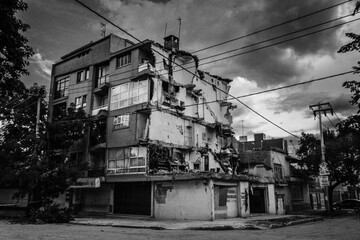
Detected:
left=113, top=182, right=151, bottom=215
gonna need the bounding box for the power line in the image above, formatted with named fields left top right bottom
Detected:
left=181, top=70, right=355, bottom=108
left=73, top=0, right=302, bottom=138
left=333, top=110, right=342, bottom=122
left=65, top=7, right=356, bottom=92
left=66, top=15, right=358, bottom=97
left=106, top=15, right=360, bottom=82
left=326, top=115, right=337, bottom=128
left=191, top=0, right=352, bottom=54
left=197, top=17, right=360, bottom=68
left=194, top=13, right=353, bottom=64
left=64, top=9, right=358, bottom=94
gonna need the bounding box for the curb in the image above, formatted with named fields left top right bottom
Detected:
left=268, top=217, right=323, bottom=229
left=70, top=221, right=166, bottom=230
left=70, top=217, right=323, bottom=231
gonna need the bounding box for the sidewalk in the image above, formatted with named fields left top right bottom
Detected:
left=70, top=214, right=323, bottom=230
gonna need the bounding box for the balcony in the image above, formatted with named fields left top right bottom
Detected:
left=94, top=82, right=110, bottom=96
left=95, top=74, right=109, bottom=88
left=92, top=105, right=108, bottom=116
left=131, top=62, right=155, bottom=81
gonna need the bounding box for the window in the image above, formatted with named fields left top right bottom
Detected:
left=76, top=69, right=90, bottom=83
left=291, top=184, right=304, bottom=201
left=85, top=69, right=90, bottom=80
left=54, top=77, right=69, bottom=99
left=101, top=95, right=108, bottom=106
left=116, top=52, right=131, bottom=68
left=274, top=164, right=283, bottom=179
left=75, top=95, right=87, bottom=109
left=107, top=147, right=146, bottom=174
left=69, top=152, right=84, bottom=166
left=97, top=65, right=109, bottom=87
left=113, top=114, right=129, bottom=129
left=52, top=102, right=67, bottom=121
left=110, top=80, right=148, bottom=110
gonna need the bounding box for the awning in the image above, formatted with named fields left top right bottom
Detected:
left=69, top=177, right=102, bottom=189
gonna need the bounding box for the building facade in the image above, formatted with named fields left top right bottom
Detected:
left=49, top=34, right=254, bottom=220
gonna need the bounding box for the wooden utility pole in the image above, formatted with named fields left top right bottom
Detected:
left=309, top=102, right=333, bottom=213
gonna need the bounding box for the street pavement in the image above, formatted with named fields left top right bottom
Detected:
left=0, top=214, right=359, bottom=240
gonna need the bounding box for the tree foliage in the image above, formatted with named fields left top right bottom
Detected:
left=338, top=33, right=360, bottom=112
left=0, top=0, right=34, bottom=118
left=0, top=85, right=91, bottom=205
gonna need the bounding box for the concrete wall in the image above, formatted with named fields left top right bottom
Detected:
left=79, top=184, right=111, bottom=213
left=239, top=182, right=250, bottom=217
left=267, top=184, right=276, bottom=214
left=153, top=180, right=213, bottom=220
left=149, top=111, right=186, bottom=146
left=53, top=37, right=110, bottom=77
left=0, top=189, right=28, bottom=207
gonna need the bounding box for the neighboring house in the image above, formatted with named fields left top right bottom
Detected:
left=238, top=134, right=311, bottom=214
left=48, top=34, right=254, bottom=220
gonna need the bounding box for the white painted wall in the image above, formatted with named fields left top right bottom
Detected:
left=153, top=180, right=213, bottom=220
left=239, top=182, right=250, bottom=217
left=149, top=111, right=185, bottom=145
left=267, top=184, right=276, bottom=214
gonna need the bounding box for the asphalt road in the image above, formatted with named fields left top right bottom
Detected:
left=0, top=215, right=359, bottom=240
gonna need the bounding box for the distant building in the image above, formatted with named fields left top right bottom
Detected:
left=238, top=134, right=311, bottom=213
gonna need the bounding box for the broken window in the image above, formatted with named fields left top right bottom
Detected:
left=204, top=155, right=209, bottom=171
left=162, top=81, right=170, bottom=93
left=194, top=163, right=200, bottom=170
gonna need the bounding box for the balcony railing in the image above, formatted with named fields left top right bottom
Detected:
left=138, top=61, right=155, bottom=73
left=96, top=75, right=109, bottom=88
left=92, top=105, right=108, bottom=116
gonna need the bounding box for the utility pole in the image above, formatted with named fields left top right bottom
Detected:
left=35, top=95, right=41, bottom=139
left=309, top=102, right=333, bottom=213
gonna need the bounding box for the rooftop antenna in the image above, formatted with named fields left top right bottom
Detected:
left=177, top=17, right=181, bottom=48
left=164, top=22, right=167, bottom=37
left=100, top=22, right=106, bottom=38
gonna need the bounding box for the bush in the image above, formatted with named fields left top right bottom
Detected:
left=28, top=203, right=74, bottom=223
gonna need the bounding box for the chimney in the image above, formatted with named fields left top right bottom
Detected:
left=164, top=34, right=179, bottom=51
left=239, top=136, right=247, bottom=142
left=254, top=133, right=266, bottom=142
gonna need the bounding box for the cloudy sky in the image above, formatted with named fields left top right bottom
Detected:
left=19, top=0, right=360, bottom=144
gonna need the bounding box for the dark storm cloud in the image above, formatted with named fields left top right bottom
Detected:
left=267, top=88, right=357, bottom=119
left=188, top=0, right=349, bottom=87
left=330, top=93, right=359, bottom=116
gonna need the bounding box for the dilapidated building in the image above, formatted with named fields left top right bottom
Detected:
left=49, top=34, right=254, bottom=220
left=238, top=134, right=311, bottom=214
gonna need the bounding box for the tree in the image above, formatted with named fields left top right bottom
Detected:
left=0, top=84, right=91, bottom=207
left=337, top=33, right=360, bottom=112
left=297, top=129, right=360, bottom=210
left=0, top=0, right=34, bottom=119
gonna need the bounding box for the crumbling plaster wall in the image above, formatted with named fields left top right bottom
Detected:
left=271, top=151, right=291, bottom=177
left=192, top=73, right=232, bottom=125
left=153, top=180, right=213, bottom=220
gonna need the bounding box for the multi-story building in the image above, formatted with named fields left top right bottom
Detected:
left=49, top=34, right=254, bottom=220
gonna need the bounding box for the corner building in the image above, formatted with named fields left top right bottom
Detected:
left=49, top=34, right=253, bottom=220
